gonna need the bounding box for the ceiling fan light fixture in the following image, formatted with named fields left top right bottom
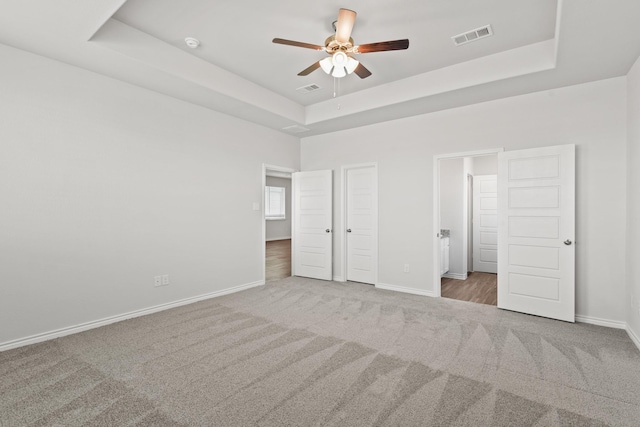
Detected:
left=319, top=57, right=334, bottom=74
left=331, top=66, right=347, bottom=78
left=332, top=51, right=348, bottom=67
left=345, top=57, right=359, bottom=74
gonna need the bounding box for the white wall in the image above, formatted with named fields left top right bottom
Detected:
left=265, top=176, right=292, bottom=241
left=301, top=77, right=627, bottom=323
left=626, top=56, right=640, bottom=343
left=0, top=44, right=300, bottom=346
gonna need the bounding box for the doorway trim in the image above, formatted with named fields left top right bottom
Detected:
left=432, top=149, right=503, bottom=298
left=262, top=163, right=297, bottom=284
left=340, top=162, right=378, bottom=284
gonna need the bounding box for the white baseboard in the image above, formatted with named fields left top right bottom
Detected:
left=376, top=283, right=436, bottom=297
left=575, top=314, right=627, bottom=329
left=442, top=272, right=468, bottom=280
left=626, top=325, right=640, bottom=352
left=266, top=236, right=291, bottom=242
left=0, top=280, right=265, bottom=353
left=333, top=276, right=346, bottom=282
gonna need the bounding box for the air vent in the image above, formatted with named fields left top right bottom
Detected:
left=452, top=25, right=493, bottom=46
left=296, top=84, right=322, bottom=94
left=282, top=125, right=310, bottom=134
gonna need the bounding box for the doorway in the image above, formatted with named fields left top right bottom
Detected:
left=433, top=149, right=502, bottom=306
left=434, top=145, right=576, bottom=322
left=263, top=164, right=296, bottom=283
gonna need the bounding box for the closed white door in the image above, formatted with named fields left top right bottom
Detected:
left=292, top=170, right=333, bottom=280
left=345, top=166, right=377, bottom=284
left=497, top=144, right=575, bottom=322
left=473, top=175, right=498, bottom=273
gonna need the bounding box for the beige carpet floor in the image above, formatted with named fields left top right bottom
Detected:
left=2, top=276, right=640, bottom=426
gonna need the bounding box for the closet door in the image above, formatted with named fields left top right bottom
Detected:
left=473, top=175, right=498, bottom=274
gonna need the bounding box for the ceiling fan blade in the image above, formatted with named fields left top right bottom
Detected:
left=353, top=63, right=372, bottom=79
left=272, top=38, right=324, bottom=51
left=335, top=8, right=357, bottom=43
left=298, top=61, right=321, bottom=76
left=355, top=39, right=410, bottom=54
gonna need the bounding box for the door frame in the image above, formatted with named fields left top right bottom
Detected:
left=262, top=163, right=297, bottom=284
left=340, top=162, right=378, bottom=284
left=432, top=149, right=503, bottom=297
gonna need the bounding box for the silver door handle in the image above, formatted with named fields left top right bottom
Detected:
left=347, top=229, right=352, bottom=233
left=564, top=239, right=572, bottom=245
left=326, top=229, right=331, bottom=233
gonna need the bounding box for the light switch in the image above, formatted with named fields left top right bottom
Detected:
left=252, top=202, right=260, bottom=211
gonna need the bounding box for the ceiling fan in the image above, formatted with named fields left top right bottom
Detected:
left=272, top=8, right=409, bottom=79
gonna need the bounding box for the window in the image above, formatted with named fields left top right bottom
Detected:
left=265, top=186, right=286, bottom=220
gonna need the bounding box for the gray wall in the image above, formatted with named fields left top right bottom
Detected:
left=302, top=77, right=628, bottom=324
left=627, top=56, right=640, bottom=343
left=265, top=176, right=292, bottom=241
left=0, top=44, right=300, bottom=346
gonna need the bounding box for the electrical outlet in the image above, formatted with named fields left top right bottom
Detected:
left=403, top=264, right=410, bottom=273
left=162, top=274, right=169, bottom=286
left=154, top=276, right=162, bottom=287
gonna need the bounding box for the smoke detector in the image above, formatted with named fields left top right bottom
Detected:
left=184, top=37, right=200, bottom=48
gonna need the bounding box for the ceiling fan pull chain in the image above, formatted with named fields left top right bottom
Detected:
left=333, top=77, right=337, bottom=98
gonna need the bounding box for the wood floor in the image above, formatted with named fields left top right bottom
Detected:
left=267, top=240, right=494, bottom=305
left=441, top=272, right=497, bottom=306
left=266, top=239, right=291, bottom=281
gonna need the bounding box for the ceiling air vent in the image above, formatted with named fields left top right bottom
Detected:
left=282, top=124, right=310, bottom=134
left=452, top=25, right=493, bottom=46
left=296, top=84, right=322, bottom=94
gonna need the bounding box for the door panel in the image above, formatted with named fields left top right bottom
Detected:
left=346, top=166, right=377, bottom=284
left=473, top=175, right=498, bottom=273
left=498, top=144, right=575, bottom=322
left=293, top=170, right=332, bottom=280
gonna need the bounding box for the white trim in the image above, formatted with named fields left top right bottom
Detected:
left=341, top=163, right=379, bottom=286
left=627, top=325, right=640, bottom=352
left=433, top=148, right=504, bottom=299
left=266, top=236, right=292, bottom=242
left=263, top=164, right=297, bottom=282
left=0, top=280, right=264, bottom=352
left=333, top=275, right=346, bottom=282
left=376, top=283, right=436, bottom=298
left=575, top=314, right=626, bottom=329
left=443, top=272, right=468, bottom=280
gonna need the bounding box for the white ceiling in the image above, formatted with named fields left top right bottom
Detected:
left=1, top=0, right=639, bottom=137
left=113, top=0, right=557, bottom=106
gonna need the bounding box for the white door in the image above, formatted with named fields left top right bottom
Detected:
left=497, top=144, right=575, bottom=322
left=345, top=166, right=377, bottom=284
left=473, top=175, right=498, bottom=273
left=292, top=170, right=333, bottom=280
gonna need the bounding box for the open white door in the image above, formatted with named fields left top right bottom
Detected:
left=473, top=175, right=498, bottom=274
left=292, top=170, right=333, bottom=280
left=497, top=144, right=575, bottom=322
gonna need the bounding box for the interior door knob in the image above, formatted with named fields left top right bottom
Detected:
left=347, top=229, right=352, bottom=233
left=564, top=239, right=572, bottom=245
